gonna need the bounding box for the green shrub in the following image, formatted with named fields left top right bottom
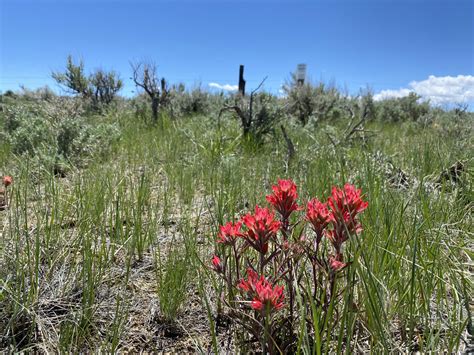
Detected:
left=0, top=98, right=120, bottom=174
left=53, top=55, right=123, bottom=110
left=376, top=92, right=430, bottom=122
left=283, top=75, right=342, bottom=125
left=168, top=85, right=212, bottom=117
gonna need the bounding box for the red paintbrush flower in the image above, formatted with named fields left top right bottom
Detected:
left=306, top=198, right=333, bottom=241
left=238, top=268, right=261, bottom=293
left=217, top=221, right=243, bottom=245
left=241, top=205, right=281, bottom=254
left=2, top=176, right=13, bottom=187
left=328, top=183, right=368, bottom=220
left=211, top=255, right=223, bottom=272
left=251, top=282, right=285, bottom=312
left=326, top=210, right=363, bottom=251
left=238, top=268, right=285, bottom=313
left=266, top=179, right=299, bottom=220
left=326, top=184, right=368, bottom=251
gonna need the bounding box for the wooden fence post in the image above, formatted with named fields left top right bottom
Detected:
left=238, top=65, right=246, bottom=96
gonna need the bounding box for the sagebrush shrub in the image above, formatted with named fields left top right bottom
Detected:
left=1, top=99, right=120, bottom=173
left=169, top=85, right=212, bottom=117
left=283, top=76, right=342, bottom=126
left=53, top=55, right=123, bottom=110
left=376, top=92, right=429, bottom=122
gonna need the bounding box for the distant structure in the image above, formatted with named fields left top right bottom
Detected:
left=296, top=63, right=307, bottom=85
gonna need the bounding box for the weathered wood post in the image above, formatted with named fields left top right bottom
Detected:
left=238, top=65, right=246, bottom=96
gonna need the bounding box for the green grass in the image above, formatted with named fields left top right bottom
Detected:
left=0, top=111, right=472, bottom=352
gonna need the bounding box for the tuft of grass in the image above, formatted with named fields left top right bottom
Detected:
left=155, top=243, right=190, bottom=323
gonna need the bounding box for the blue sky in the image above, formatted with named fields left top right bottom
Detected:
left=1, top=0, right=473, bottom=105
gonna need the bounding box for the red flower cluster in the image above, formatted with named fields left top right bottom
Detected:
left=237, top=268, right=261, bottom=293
left=214, top=181, right=367, bottom=259
left=306, top=198, right=332, bottom=241
left=265, top=179, right=299, bottom=221
left=212, top=180, right=367, bottom=311
left=210, top=179, right=369, bottom=349
left=209, top=180, right=370, bottom=351
left=217, top=221, right=243, bottom=245
left=238, top=268, right=285, bottom=312
left=241, top=206, right=281, bottom=254
left=328, top=184, right=368, bottom=220
left=2, top=176, right=13, bottom=187
left=326, top=184, right=368, bottom=253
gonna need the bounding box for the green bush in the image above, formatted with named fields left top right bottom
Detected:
left=283, top=75, right=343, bottom=125
left=376, top=92, right=430, bottom=122
left=0, top=97, right=120, bottom=174
left=53, top=55, right=123, bottom=111
left=168, top=85, right=212, bottom=117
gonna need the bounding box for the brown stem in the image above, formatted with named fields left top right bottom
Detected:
left=233, top=243, right=241, bottom=281
left=281, top=217, right=290, bottom=241
left=288, top=257, right=294, bottom=327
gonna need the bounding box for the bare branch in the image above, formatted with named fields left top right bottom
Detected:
left=344, top=109, right=368, bottom=141
left=251, top=76, right=268, bottom=96
left=130, top=60, right=168, bottom=124
left=219, top=105, right=250, bottom=132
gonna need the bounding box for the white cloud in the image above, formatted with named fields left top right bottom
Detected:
left=208, top=82, right=238, bottom=91
left=410, top=75, right=474, bottom=105
left=373, top=75, right=474, bottom=105
left=373, top=88, right=412, bottom=101
left=278, top=87, right=287, bottom=98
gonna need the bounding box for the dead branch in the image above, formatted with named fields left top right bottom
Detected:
left=326, top=132, right=339, bottom=150
left=436, top=160, right=466, bottom=185
left=248, top=76, right=268, bottom=125
left=218, top=76, right=269, bottom=137
left=251, top=76, right=268, bottom=96
left=130, top=61, right=168, bottom=124
left=343, top=102, right=368, bottom=141
left=218, top=105, right=250, bottom=133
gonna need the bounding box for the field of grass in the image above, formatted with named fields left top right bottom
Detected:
left=0, top=104, right=473, bottom=352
